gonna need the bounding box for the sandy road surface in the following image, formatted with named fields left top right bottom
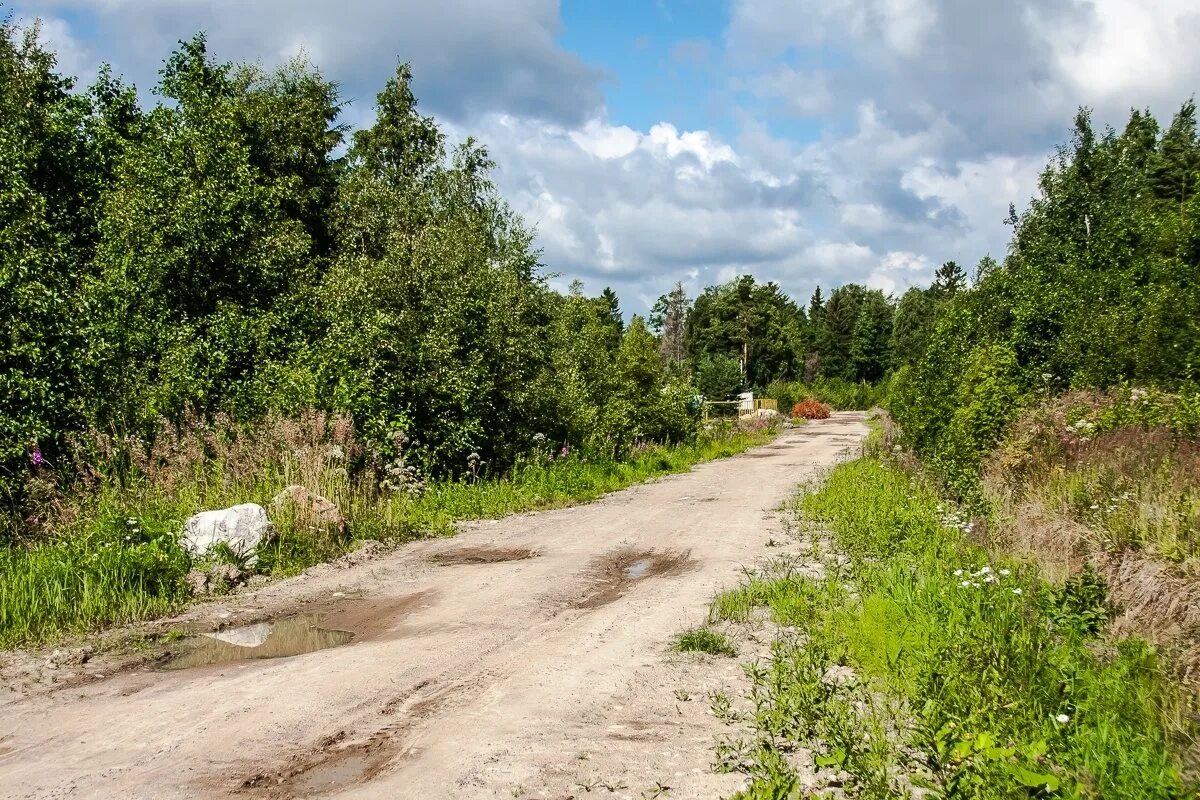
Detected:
left=0, top=414, right=868, bottom=800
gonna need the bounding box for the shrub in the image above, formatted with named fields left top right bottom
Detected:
left=792, top=398, right=832, bottom=420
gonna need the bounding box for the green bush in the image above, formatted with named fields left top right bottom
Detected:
left=696, top=354, right=744, bottom=400
left=936, top=344, right=1025, bottom=495
left=762, top=377, right=884, bottom=411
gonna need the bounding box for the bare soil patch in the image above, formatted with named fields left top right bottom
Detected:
left=429, top=546, right=539, bottom=566
left=573, top=548, right=695, bottom=609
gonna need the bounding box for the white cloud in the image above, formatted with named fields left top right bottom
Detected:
left=645, top=123, right=739, bottom=170
left=731, top=0, right=1200, bottom=148
left=569, top=121, right=640, bottom=160
left=867, top=251, right=933, bottom=294
left=747, top=67, right=833, bottom=117
left=13, top=0, right=1197, bottom=317
left=1042, top=0, right=1200, bottom=109
left=14, top=0, right=605, bottom=124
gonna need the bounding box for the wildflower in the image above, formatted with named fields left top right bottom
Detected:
left=953, top=569, right=964, bottom=576
left=999, top=568, right=1011, bottom=577
left=960, top=580, right=972, bottom=588
left=1055, top=713, right=1070, bottom=724
left=560, top=444, right=570, bottom=458
left=29, top=446, right=46, bottom=467
left=977, top=566, right=992, bottom=575
left=1012, top=588, right=1023, bottom=595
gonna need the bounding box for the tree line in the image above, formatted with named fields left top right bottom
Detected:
left=891, top=103, right=1200, bottom=494
left=652, top=261, right=969, bottom=401
left=2, top=24, right=701, bottom=518
left=7, top=15, right=1195, bottom=519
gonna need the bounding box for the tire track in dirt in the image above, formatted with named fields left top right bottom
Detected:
left=0, top=414, right=868, bottom=800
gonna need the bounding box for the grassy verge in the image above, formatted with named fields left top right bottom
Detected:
left=712, top=456, right=1189, bottom=799
left=0, top=423, right=776, bottom=648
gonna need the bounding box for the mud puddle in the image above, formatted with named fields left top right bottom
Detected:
left=430, top=546, right=538, bottom=566
left=163, top=616, right=354, bottom=670
left=239, top=729, right=399, bottom=798
left=575, top=548, right=694, bottom=609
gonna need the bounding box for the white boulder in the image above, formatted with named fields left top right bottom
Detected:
left=182, top=503, right=272, bottom=565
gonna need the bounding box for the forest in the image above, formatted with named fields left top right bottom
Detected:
left=4, top=21, right=1200, bottom=636
left=1, top=21, right=918, bottom=535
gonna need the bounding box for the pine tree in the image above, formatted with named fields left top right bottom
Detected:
left=932, top=261, right=967, bottom=298
left=808, top=286, right=824, bottom=321
left=1151, top=100, right=1200, bottom=210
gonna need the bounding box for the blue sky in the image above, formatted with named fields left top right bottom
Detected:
left=561, top=1, right=730, bottom=134
left=10, top=0, right=1200, bottom=313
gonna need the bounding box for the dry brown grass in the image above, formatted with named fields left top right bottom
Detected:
left=66, top=410, right=361, bottom=500
left=985, top=395, right=1200, bottom=697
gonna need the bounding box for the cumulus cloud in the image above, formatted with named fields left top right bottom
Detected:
left=14, top=0, right=605, bottom=125
left=729, top=0, right=1200, bottom=147
left=10, top=0, right=1197, bottom=314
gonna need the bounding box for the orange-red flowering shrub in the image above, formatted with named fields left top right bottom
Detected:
left=791, top=398, right=832, bottom=420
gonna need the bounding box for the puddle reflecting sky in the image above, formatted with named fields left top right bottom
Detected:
left=623, top=559, right=652, bottom=580
left=162, top=616, right=354, bottom=670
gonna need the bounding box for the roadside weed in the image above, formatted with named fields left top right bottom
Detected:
left=720, top=456, right=1188, bottom=798
left=675, top=627, right=737, bottom=657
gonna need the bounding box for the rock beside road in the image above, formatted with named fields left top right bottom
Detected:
left=270, top=485, right=347, bottom=537
left=182, top=504, right=272, bottom=565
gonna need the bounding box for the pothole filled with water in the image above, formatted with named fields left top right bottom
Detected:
left=623, top=559, right=652, bottom=580
left=162, top=615, right=354, bottom=670
left=575, top=549, right=695, bottom=609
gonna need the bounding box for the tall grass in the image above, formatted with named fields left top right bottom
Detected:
left=986, top=389, right=1200, bottom=565
left=716, top=457, right=1189, bottom=798
left=0, top=415, right=775, bottom=647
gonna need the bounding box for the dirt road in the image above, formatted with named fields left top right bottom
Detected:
left=0, top=414, right=868, bottom=800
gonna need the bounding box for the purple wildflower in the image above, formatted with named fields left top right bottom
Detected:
left=29, top=446, right=46, bottom=467
left=560, top=444, right=570, bottom=458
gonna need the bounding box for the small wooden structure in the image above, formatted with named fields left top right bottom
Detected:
left=701, top=393, right=778, bottom=421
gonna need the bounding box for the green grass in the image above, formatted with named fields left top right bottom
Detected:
left=675, top=626, right=737, bottom=657
left=720, top=457, right=1189, bottom=799
left=0, top=423, right=775, bottom=648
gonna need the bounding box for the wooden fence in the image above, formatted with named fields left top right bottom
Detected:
left=702, top=397, right=778, bottom=421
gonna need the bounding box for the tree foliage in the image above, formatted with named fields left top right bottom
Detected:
left=0, top=29, right=698, bottom=520
left=892, top=102, right=1200, bottom=491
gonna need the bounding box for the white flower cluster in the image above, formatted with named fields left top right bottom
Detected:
left=1087, top=490, right=1134, bottom=516
left=953, top=565, right=1020, bottom=593
left=936, top=503, right=975, bottom=535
